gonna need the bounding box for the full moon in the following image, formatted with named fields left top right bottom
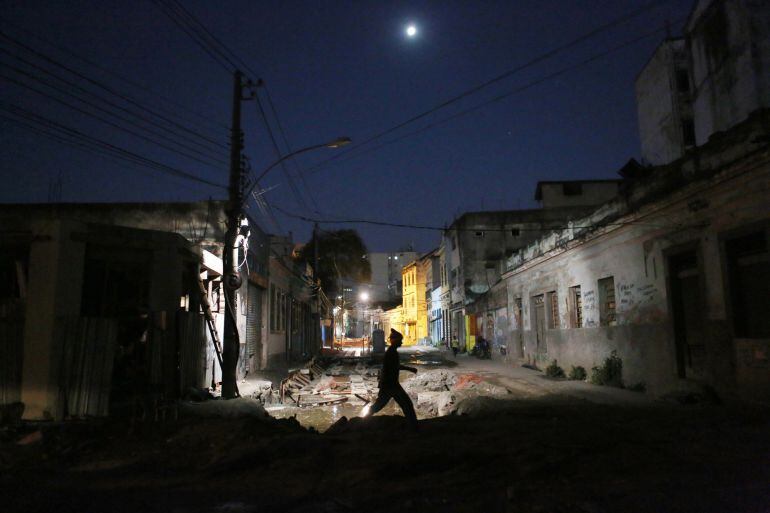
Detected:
left=406, top=25, right=417, bottom=37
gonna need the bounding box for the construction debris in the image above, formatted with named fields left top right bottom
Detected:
left=265, top=352, right=517, bottom=431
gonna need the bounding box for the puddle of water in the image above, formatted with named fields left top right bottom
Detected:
left=266, top=400, right=406, bottom=432
left=409, top=359, right=457, bottom=367
left=266, top=351, right=459, bottom=432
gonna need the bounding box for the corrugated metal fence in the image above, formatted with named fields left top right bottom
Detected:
left=58, top=317, right=117, bottom=417
left=4, top=310, right=209, bottom=417
left=178, top=311, right=208, bottom=391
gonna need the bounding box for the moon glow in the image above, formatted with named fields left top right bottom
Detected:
left=406, top=25, right=417, bottom=37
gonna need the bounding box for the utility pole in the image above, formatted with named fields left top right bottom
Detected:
left=313, top=222, right=321, bottom=351
left=222, top=70, right=249, bottom=399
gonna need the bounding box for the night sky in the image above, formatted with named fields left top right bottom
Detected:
left=1, top=0, right=693, bottom=252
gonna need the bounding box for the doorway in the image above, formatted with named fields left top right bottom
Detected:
left=668, top=250, right=706, bottom=379
left=533, top=294, right=546, bottom=354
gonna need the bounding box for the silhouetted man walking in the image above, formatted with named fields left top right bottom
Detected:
left=362, top=328, right=418, bottom=431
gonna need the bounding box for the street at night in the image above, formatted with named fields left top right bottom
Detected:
left=3, top=349, right=769, bottom=513
left=2, top=1, right=770, bottom=512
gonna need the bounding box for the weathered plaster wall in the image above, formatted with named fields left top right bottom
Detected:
left=504, top=113, right=770, bottom=398
left=506, top=223, right=676, bottom=393
left=20, top=220, right=85, bottom=419
left=451, top=208, right=594, bottom=307
left=689, top=0, right=770, bottom=145
left=538, top=182, right=622, bottom=209
left=636, top=39, right=691, bottom=165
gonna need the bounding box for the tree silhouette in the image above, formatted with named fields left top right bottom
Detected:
left=298, top=229, right=371, bottom=297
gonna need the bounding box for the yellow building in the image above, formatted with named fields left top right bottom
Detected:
left=401, top=262, right=427, bottom=345
left=381, top=305, right=403, bottom=340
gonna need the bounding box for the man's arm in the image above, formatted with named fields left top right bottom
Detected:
left=400, top=364, right=417, bottom=374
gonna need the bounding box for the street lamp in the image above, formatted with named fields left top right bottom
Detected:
left=221, top=134, right=351, bottom=399
left=242, top=136, right=351, bottom=202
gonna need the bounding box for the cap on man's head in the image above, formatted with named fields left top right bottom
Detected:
left=389, top=328, right=403, bottom=341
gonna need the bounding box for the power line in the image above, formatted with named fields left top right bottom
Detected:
left=0, top=102, right=227, bottom=189
left=163, top=0, right=260, bottom=80
left=0, top=17, right=229, bottom=131
left=1, top=61, right=228, bottom=167
left=271, top=204, right=700, bottom=233
left=1, top=71, right=225, bottom=168
left=315, top=22, right=681, bottom=170
left=149, top=0, right=235, bottom=74
left=253, top=87, right=314, bottom=215
left=148, top=0, right=300, bottom=237
left=1, top=114, right=217, bottom=195
left=303, top=0, right=677, bottom=174
left=263, top=83, right=322, bottom=214
left=1, top=49, right=227, bottom=158
left=0, top=30, right=228, bottom=149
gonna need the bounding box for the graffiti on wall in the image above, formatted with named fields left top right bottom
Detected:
left=617, top=281, right=663, bottom=324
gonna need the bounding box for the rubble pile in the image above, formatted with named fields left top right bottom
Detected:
left=403, top=370, right=512, bottom=417
left=263, top=354, right=517, bottom=430
left=244, top=380, right=274, bottom=405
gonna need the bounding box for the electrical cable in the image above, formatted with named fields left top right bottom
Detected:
left=164, top=0, right=261, bottom=80
left=253, top=88, right=313, bottom=214
left=303, top=0, right=679, bottom=173
left=150, top=1, right=329, bottom=227
left=271, top=204, right=701, bottom=232
left=0, top=30, right=228, bottom=149
left=1, top=66, right=227, bottom=167
left=149, top=0, right=235, bottom=74
left=149, top=0, right=293, bottom=235
left=311, top=22, right=683, bottom=170
left=1, top=51, right=227, bottom=161
left=262, top=83, right=322, bottom=214
left=0, top=102, right=227, bottom=189
left=0, top=17, right=229, bottom=131
left=1, top=113, right=215, bottom=194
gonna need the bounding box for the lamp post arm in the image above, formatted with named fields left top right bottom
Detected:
left=242, top=142, right=329, bottom=202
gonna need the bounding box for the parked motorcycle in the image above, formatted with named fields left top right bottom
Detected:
left=472, top=337, right=492, bottom=359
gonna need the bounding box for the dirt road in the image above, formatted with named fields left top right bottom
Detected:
left=2, top=352, right=768, bottom=513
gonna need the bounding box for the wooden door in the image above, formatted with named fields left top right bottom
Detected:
left=669, top=251, right=706, bottom=379
left=533, top=295, right=546, bottom=354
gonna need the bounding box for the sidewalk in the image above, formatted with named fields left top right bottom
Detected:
left=434, top=349, right=655, bottom=406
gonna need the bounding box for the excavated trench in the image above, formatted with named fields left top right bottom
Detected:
left=265, top=349, right=515, bottom=432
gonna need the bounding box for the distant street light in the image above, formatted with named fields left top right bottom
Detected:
left=359, top=291, right=369, bottom=302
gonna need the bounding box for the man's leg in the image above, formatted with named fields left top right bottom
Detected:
left=365, top=389, right=392, bottom=416
left=392, top=385, right=418, bottom=430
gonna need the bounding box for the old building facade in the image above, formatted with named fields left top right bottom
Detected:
left=401, top=260, right=427, bottom=345
left=637, top=0, right=770, bottom=166
left=0, top=201, right=317, bottom=419
left=503, top=110, right=770, bottom=400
